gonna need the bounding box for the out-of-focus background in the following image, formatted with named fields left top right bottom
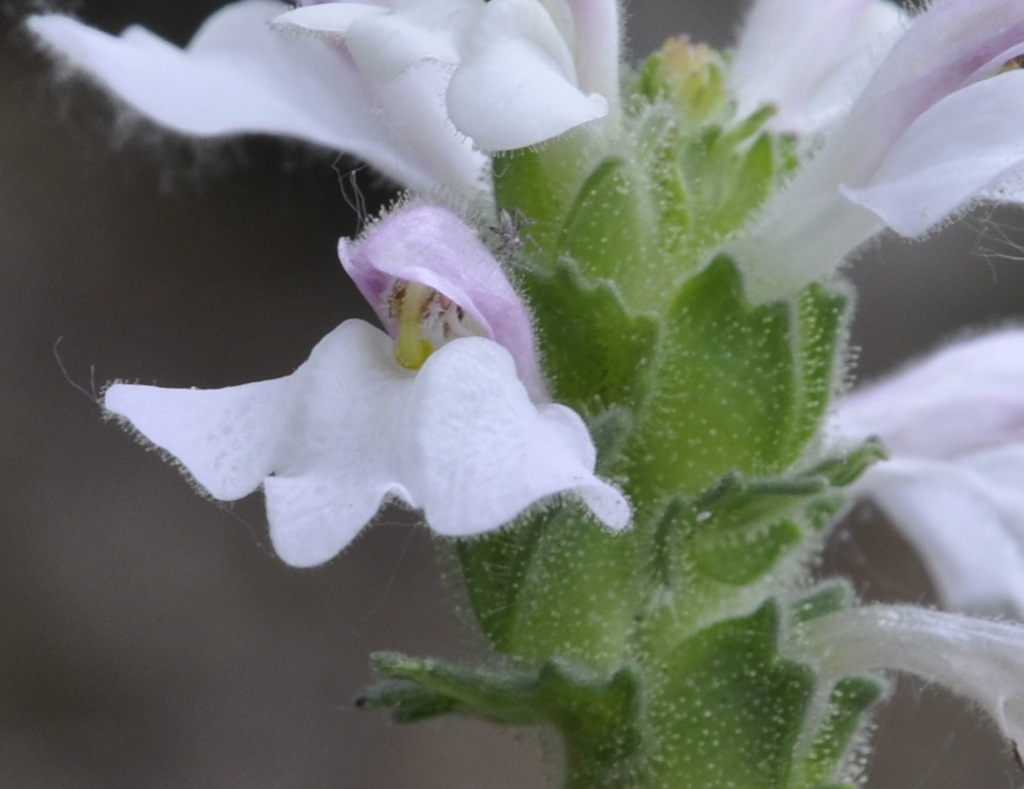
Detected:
left=2, top=1, right=1024, bottom=787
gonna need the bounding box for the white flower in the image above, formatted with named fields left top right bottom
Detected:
left=730, top=0, right=906, bottom=137
left=103, top=205, right=629, bottom=567
left=794, top=605, right=1024, bottom=752
left=729, top=0, right=1024, bottom=301
left=834, top=329, right=1024, bottom=617
left=272, top=0, right=619, bottom=150
left=27, top=0, right=620, bottom=188
left=26, top=1, right=486, bottom=195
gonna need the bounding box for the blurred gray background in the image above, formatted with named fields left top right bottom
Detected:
left=2, top=1, right=1024, bottom=786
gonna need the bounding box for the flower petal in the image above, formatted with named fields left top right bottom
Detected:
left=857, top=455, right=1024, bottom=616
left=560, top=0, right=620, bottom=107
left=105, top=320, right=627, bottom=567
left=731, top=0, right=1024, bottom=300
left=835, top=329, right=1024, bottom=615
left=339, top=205, right=546, bottom=399
left=275, top=0, right=609, bottom=150
left=730, top=0, right=905, bottom=135
left=842, top=71, right=1024, bottom=236
left=275, top=0, right=473, bottom=80
left=104, top=375, right=295, bottom=501
left=795, top=605, right=1024, bottom=750
left=836, top=329, right=1024, bottom=457
left=28, top=1, right=485, bottom=194
left=446, top=0, right=606, bottom=150
left=825, top=0, right=1024, bottom=186
left=404, top=334, right=630, bottom=534
left=264, top=475, right=396, bottom=567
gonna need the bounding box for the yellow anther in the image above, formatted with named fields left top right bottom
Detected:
left=393, top=283, right=435, bottom=370
left=996, top=55, right=1024, bottom=75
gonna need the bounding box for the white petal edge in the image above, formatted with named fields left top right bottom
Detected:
left=28, top=1, right=485, bottom=194
left=104, top=375, right=296, bottom=501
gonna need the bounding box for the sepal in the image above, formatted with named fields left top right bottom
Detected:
left=624, top=258, right=849, bottom=506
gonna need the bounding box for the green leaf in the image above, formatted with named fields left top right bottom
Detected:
left=361, top=651, right=641, bottom=758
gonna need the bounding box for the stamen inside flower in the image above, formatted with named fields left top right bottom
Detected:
left=996, top=54, right=1024, bottom=75
left=390, top=281, right=484, bottom=369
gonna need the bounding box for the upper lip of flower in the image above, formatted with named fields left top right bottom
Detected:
left=339, top=203, right=548, bottom=399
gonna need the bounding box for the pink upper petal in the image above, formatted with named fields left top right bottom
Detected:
left=339, top=205, right=546, bottom=399
left=833, top=0, right=1024, bottom=185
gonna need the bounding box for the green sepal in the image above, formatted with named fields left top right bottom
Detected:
left=456, top=503, right=640, bottom=667
left=632, top=38, right=729, bottom=128
left=555, top=157, right=661, bottom=291
left=517, top=261, right=658, bottom=422
left=360, top=652, right=538, bottom=724
left=790, top=582, right=854, bottom=626
left=534, top=658, right=640, bottom=757
left=693, top=517, right=803, bottom=585
left=624, top=257, right=849, bottom=505
left=811, top=438, right=888, bottom=487
left=642, top=601, right=815, bottom=789
left=682, top=473, right=821, bottom=586
left=493, top=135, right=601, bottom=257
left=455, top=511, right=548, bottom=653
left=677, top=126, right=777, bottom=245
left=653, top=445, right=881, bottom=592
left=794, top=676, right=886, bottom=789
left=551, top=145, right=694, bottom=309
left=588, top=406, right=635, bottom=473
